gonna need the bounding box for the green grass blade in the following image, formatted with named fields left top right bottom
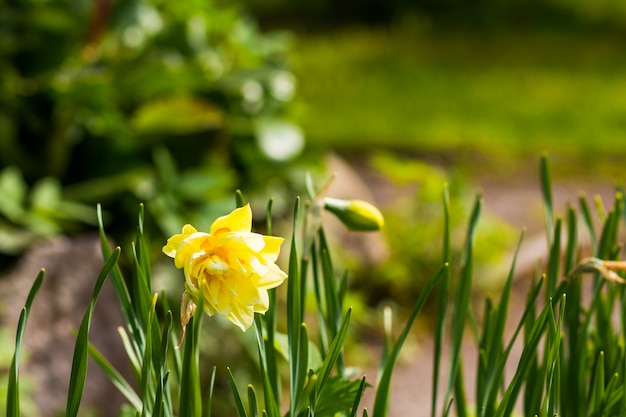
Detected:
left=454, top=365, right=468, bottom=417
left=140, top=294, right=158, bottom=417
left=546, top=218, right=562, bottom=298
left=97, top=205, right=144, bottom=351
left=564, top=205, right=577, bottom=275
left=372, top=264, right=447, bottom=417
left=263, top=198, right=280, bottom=411
left=152, top=306, right=172, bottom=417
left=496, top=300, right=551, bottom=417
left=602, top=372, right=621, bottom=411
left=7, top=269, right=44, bottom=417
left=540, top=153, right=554, bottom=246
left=319, top=230, right=341, bottom=337
left=152, top=371, right=169, bottom=417
left=227, top=368, right=249, bottom=417
left=87, top=340, right=142, bottom=410
left=248, top=385, right=259, bottom=417
left=589, top=351, right=605, bottom=415
left=310, top=247, right=329, bottom=358
left=491, top=229, right=525, bottom=353
left=350, top=376, right=368, bottom=417
left=484, top=276, right=545, bottom=415
left=562, top=204, right=580, bottom=417
left=445, top=195, right=482, bottom=406
left=292, top=323, right=310, bottom=415
left=118, top=326, right=142, bottom=383
left=316, top=308, right=352, bottom=394
left=132, top=205, right=154, bottom=330
left=318, top=229, right=345, bottom=374
left=541, top=295, right=564, bottom=416
left=66, top=246, right=120, bottom=417
left=578, top=193, right=597, bottom=253
left=179, top=303, right=203, bottom=417
left=287, top=198, right=303, bottom=417
left=432, top=183, right=451, bottom=417
left=159, top=311, right=174, bottom=417
left=204, top=366, right=217, bottom=417
left=253, top=315, right=280, bottom=417
left=235, top=190, right=246, bottom=208
left=597, top=206, right=619, bottom=259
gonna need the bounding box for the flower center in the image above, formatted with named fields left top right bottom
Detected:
left=206, top=254, right=229, bottom=274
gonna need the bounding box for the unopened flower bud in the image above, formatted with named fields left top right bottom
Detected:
left=324, top=197, right=384, bottom=231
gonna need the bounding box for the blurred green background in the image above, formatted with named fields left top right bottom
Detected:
left=2, top=0, right=626, bottom=315
left=2, top=0, right=626, bottom=414
left=2, top=0, right=626, bottom=323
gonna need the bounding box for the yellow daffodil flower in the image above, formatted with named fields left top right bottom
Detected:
left=163, top=204, right=287, bottom=333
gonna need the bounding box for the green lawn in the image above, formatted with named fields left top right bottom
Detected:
left=291, top=25, right=626, bottom=178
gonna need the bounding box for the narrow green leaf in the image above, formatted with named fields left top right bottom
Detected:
left=66, top=247, right=121, bottom=417
left=316, top=308, right=352, bottom=396
left=97, top=205, right=144, bottom=352
left=319, top=231, right=341, bottom=339
left=87, top=341, right=142, bottom=410
left=602, top=372, right=621, bottom=411
left=484, top=276, right=545, bottom=415
left=204, top=366, right=217, bottom=417
left=118, top=326, right=142, bottom=383
left=454, top=365, right=468, bottom=417
left=492, top=229, right=526, bottom=352
left=350, top=376, right=368, bottom=417
left=445, top=195, right=482, bottom=407
left=597, top=207, right=618, bottom=259
left=293, top=323, right=310, bottom=414
left=140, top=294, right=158, bottom=417
left=372, top=264, right=447, bottom=417
left=432, top=183, right=451, bottom=417
left=540, top=296, right=564, bottom=417
left=318, top=228, right=345, bottom=374
left=578, top=193, right=597, bottom=253
left=159, top=311, right=174, bottom=417
left=564, top=205, right=577, bottom=275
left=7, top=269, right=44, bottom=417
left=590, top=351, right=605, bottom=414
left=179, top=305, right=203, bottom=417
left=310, top=246, right=329, bottom=357
left=253, top=316, right=280, bottom=417
left=227, top=368, right=249, bottom=417
left=132, top=242, right=153, bottom=329
left=235, top=190, right=246, bottom=208
left=540, top=153, right=554, bottom=246
left=496, top=301, right=551, bottom=417
left=132, top=204, right=154, bottom=330
left=287, top=198, right=302, bottom=417
left=248, top=385, right=259, bottom=417
left=546, top=218, right=562, bottom=298
left=152, top=371, right=169, bottom=417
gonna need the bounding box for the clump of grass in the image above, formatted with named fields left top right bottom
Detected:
left=6, top=155, right=626, bottom=416
left=431, top=154, right=626, bottom=417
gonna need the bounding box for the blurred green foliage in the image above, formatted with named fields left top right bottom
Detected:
left=0, top=0, right=317, bottom=255
left=291, top=23, right=626, bottom=179
left=349, top=152, right=516, bottom=311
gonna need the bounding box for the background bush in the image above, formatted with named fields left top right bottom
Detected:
left=0, top=0, right=318, bottom=257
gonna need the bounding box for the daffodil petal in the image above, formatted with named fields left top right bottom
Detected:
left=162, top=224, right=199, bottom=257
left=210, top=204, right=252, bottom=235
